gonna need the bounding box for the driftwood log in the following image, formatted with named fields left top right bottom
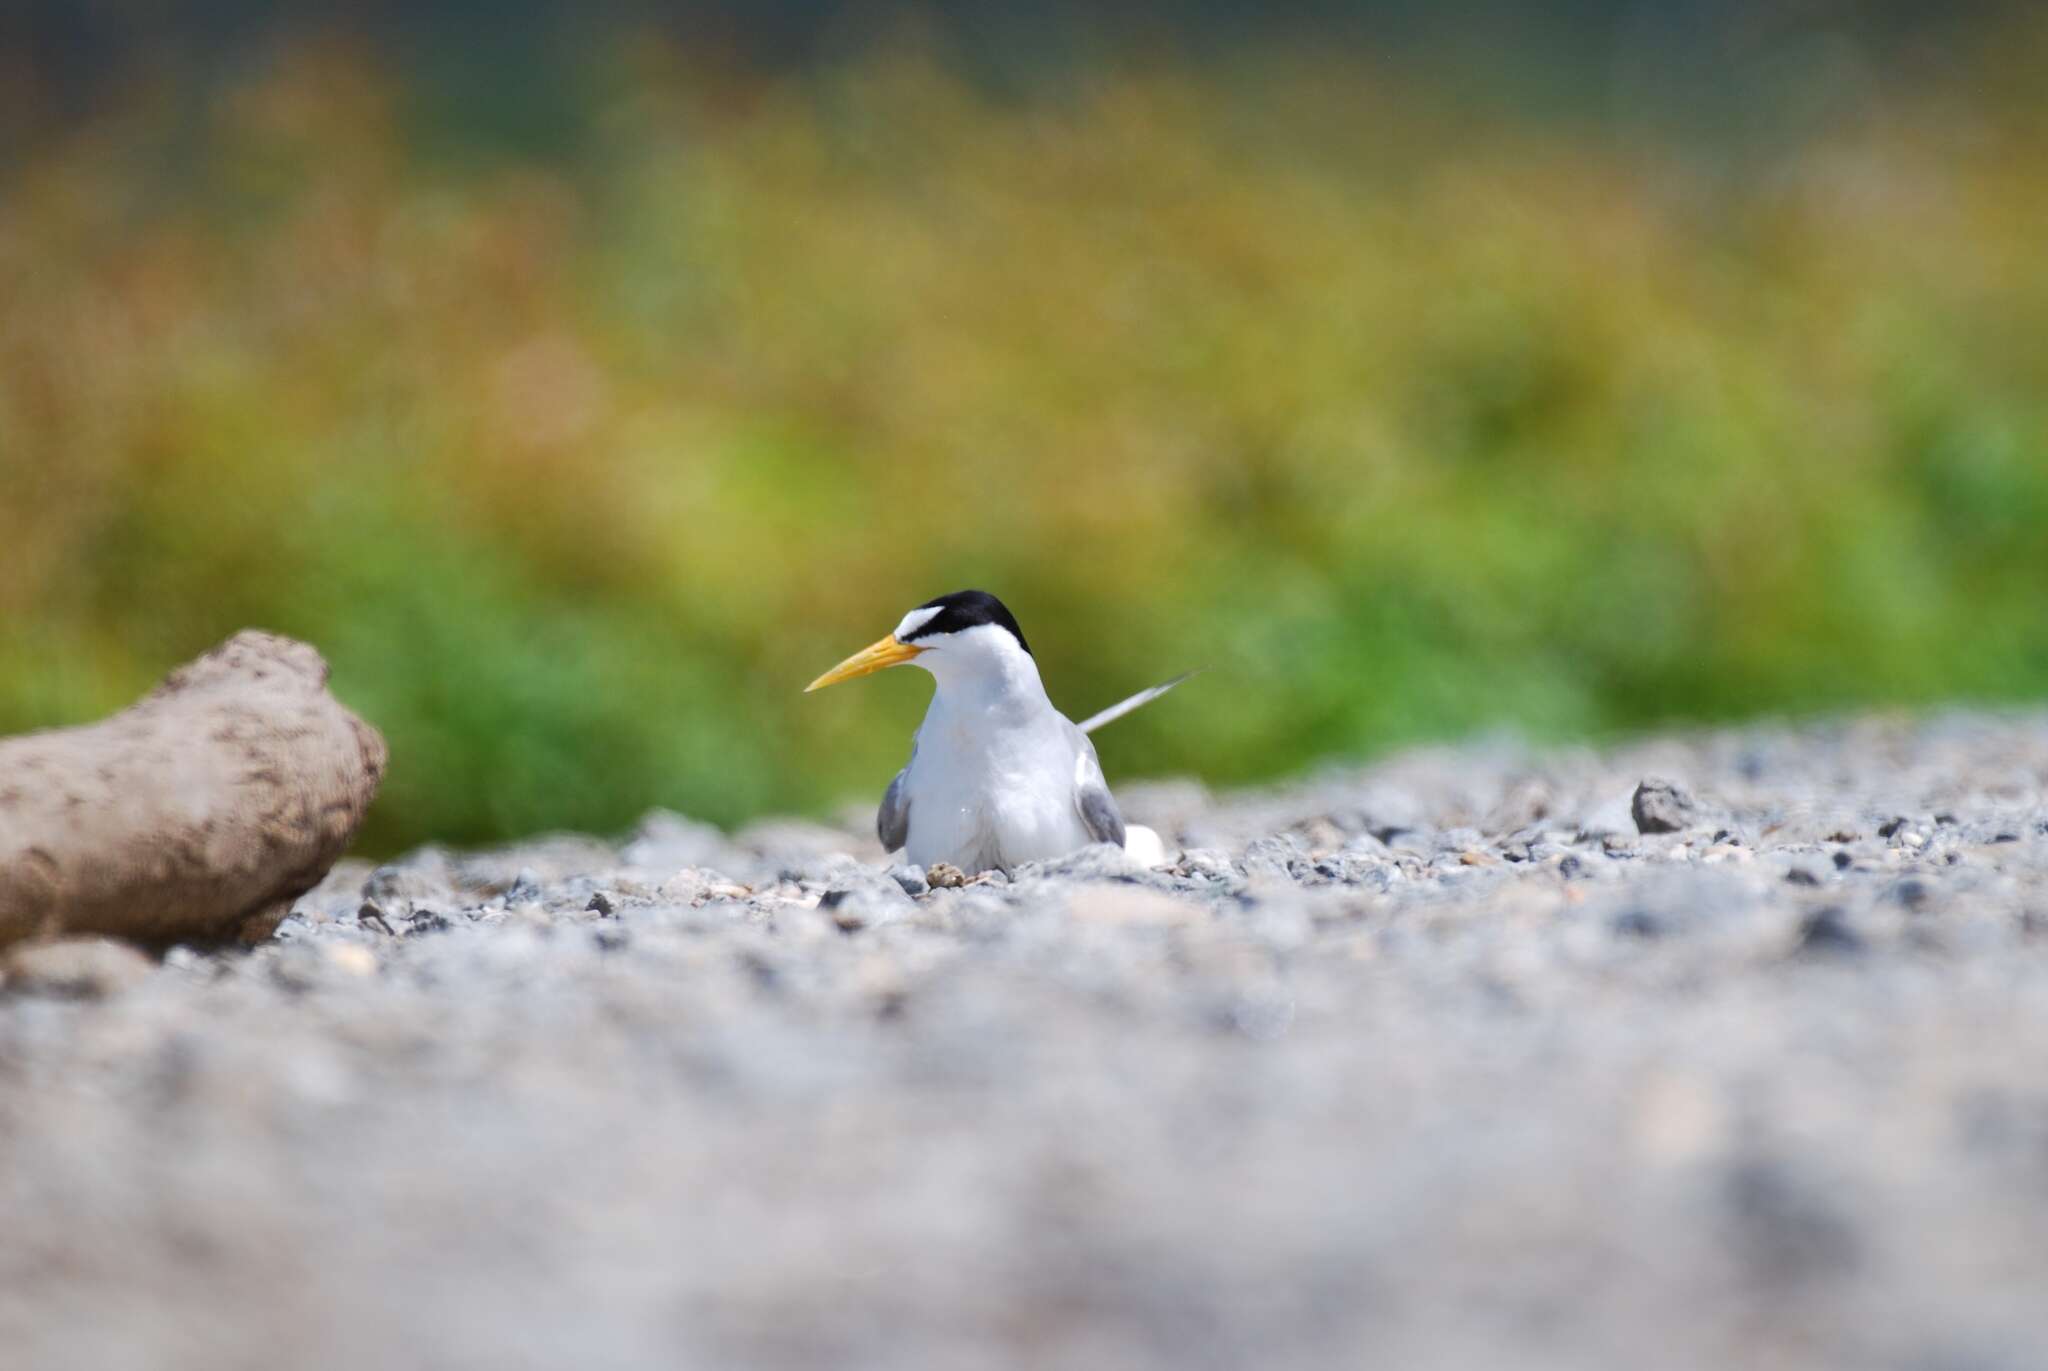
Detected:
left=0, top=631, right=387, bottom=950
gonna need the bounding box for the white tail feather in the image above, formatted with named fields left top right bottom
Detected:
left=1077, top=670, right=1199, bottom=735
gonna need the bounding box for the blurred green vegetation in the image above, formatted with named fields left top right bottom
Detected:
left=3, top=24, right=2046, bottom=853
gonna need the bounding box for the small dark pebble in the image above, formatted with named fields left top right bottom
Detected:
left=1832, top=851, right=1853, bottom=870
left=1797, top=907, right=1862, bottom=955
left=1992, top=833, right=2019, bottom=845
left=738, top=951, right=780, bottom=992
left=1713, top=829, right=1732, bottom=845
left=1878, top=817, right=1907, bottom=839
left=1372, top=826, right=1412, bottom=846
left=406, top=909, right=454, bottom=937
left=1613, top=909, right=1662, bottom=939
left=357, top=901, right=396, bottom=936
left=1785, top=868, right=1821, bottom=887
left=1559, top=855, right=1585, bottom=879
left=1720, top=1157, right=1860, bottom=1282
left=586, top=892, right=616, bottom=917
left=1935, top=812, right=1958, bottom=826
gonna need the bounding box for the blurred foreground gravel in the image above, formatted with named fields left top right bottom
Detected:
left=6, top=713, right=2048, bottom=1370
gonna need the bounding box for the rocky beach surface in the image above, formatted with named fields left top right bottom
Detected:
left=6, top=712, right=2048, bottom=1369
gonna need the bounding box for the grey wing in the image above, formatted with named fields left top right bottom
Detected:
left=877, top=767, right=911, bottom=853
left=878, top=732, right=917, bottom=852
left=1067, top=721, right=1126, bottom=849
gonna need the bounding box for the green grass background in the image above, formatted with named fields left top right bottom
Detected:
left=4, top=22, right=2045, bottom=853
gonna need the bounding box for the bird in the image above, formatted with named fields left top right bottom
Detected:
left=805, top=590, right=1191, bottom=875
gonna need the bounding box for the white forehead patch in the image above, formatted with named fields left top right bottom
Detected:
left=894, top=605, right=944, bottom=641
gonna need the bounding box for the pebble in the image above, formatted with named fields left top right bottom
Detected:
left=1796, top=906, right=1862, bottom=955
left=886, top=864, right=930, bottom=897
left=1633, top=778, right=1701, bottom=834
left=357, top=900, right=396, bottom=936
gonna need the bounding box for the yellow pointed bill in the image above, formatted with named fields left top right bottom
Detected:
left=805, top=634, right=924, bottom=692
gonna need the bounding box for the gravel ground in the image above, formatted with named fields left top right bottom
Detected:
left=5, top=712, right=2048, bottom=1370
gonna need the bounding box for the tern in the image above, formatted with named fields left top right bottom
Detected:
left=805, top=590, right=1190, bottom=874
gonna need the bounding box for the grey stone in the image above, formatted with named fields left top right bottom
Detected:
left=1633, top=778, right=1701, bottom=834
left=404, top=907, right=456, bottom=937
left=1796, top=906, right=1863, bottom=955
left=504, top=867, right=544, bottom=906
left=356, top=900, right=396, bottom=936
left=887, top=864, right=930, bottom=897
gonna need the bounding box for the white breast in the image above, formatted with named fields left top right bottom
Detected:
left=901, top=701, right=1092, bottom=873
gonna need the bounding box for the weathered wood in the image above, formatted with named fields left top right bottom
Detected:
left=0, top=631, right=387, bottom=949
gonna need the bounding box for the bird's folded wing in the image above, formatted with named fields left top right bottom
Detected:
left=1075, top=670, right=1200, bottom=735
left=1077, top=785, right=1125, bottom=847
left=1068, top=727, right=1127, bottom=848
left=877, top=767, right=911, bottom=853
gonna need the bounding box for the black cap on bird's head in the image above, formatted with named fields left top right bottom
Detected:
left=805, top=589, right=1031, bottom=691
left=897, top=590, right=1031, bottom=656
